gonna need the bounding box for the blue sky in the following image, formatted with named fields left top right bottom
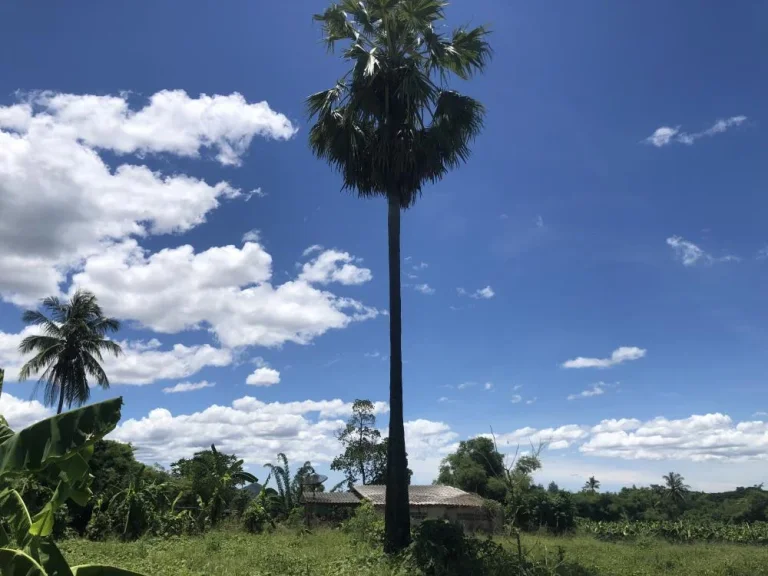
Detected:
left=1, top=1, right=767, bottom=492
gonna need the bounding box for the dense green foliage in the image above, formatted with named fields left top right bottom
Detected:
left=0, top=398, right=146, bottom=575
left=579, top=518, right=768, bottom=545
left=17, top=290, right=123, bottom=414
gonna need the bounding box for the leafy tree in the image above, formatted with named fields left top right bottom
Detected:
left=368, top=437, right=413, bottom=485
left=107, top=466, right=168, bottom=539
left=308, top=0, right=490, bottom=553
left=547, top=481, right=560, bottom=494
left=583, top=476, right=600, bottom=494
left=437, top=437, right=506, bottom=501
left=17, top=290, right=122, bottom=414
left=331, top=399, right=384, bottom=487
left=171, top=444, right=257, bottom=526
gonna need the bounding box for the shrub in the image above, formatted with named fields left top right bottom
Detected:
left=242, top=499, right=271, bottom=534
left=341, top=501, right=384, bottom=546
left=85, top=507, right=112, bottom=541
left=409, top=520, right=522, bottom=576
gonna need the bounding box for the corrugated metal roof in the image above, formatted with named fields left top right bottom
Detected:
left=352, top=485, right=485, bottom=508
left=301, top=491, right=361, bottom=505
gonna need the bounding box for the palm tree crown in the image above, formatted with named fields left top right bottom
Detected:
left=663, top=471, right=691, bottom=504
left=308, top=0, right=491, bottom=206
left=18, top=289, right=123, bottom=414
left=583, top=476, right=600, bottom=494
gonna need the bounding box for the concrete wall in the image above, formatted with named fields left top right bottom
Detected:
left=406, top=505, right=496, bottom=533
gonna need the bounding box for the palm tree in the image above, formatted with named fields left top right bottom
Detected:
left=18, top=290, right=122, bottom=414
left=583, top=476, right=600, bottom=494
left=662, top=471, right=690, bottom=506
left=308, top=0, right=490, bottom=552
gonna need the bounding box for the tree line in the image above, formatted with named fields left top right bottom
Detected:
left=435, top=436, right=768, bottom=531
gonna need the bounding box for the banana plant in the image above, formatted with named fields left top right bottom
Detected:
left=0, top=398, right=148, bottom=575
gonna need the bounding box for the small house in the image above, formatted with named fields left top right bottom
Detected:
left=303, top=484, right=496, bottom=532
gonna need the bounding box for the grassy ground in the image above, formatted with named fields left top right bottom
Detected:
left=58, top=528, right=768, bottom=576
left=518, top=532, right=768, bottom=576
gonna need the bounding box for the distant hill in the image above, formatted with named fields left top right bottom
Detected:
left=242, top=482, right=263, bottom=495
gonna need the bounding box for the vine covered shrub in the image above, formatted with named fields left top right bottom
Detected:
left=242, top=499, right=270, bottom=534
left=341, top=501, right=384, bottom=546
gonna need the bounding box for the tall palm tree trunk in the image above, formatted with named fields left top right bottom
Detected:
left=384, top=192, right=410, bottom=553
left=57, top=384, right=65, bottom=414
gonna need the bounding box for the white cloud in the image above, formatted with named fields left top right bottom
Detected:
left=484, top=382, right=493, bottom=391
left=511, top=395, right=522, bottom=404
left=364, top=351, right=381, bottom=358
left=163, top=381, right=216, bottom=394
left=241, top=229, right=260, bottom=243
left=413, top=284, right=435, bottom=295
left=458, top=286, right=495, bottom=299
left=457, top=382, right=476, bottom=390
left=567, top=383, right=606, bottom=401
left=103, top=339, right=232, bottom=385
left=412, top=262, right=429, bottom=271
left=246, top=367, right=281, bottom=387
left=489, top=424, right=589, bottom=451
left=10, top=90, right=297, bottom=165
left=69, top=240, right=379, bottom=349
left=580, top=413, right=768, bottom=461
left=0, top=90, right=295, bottom=305
left=471, top=286, right=495, bottom=299
left=752, top=411, right=768, bottom=418
left=108, top=395, right=397, bottom=467
left=563, top=346, right=646, bottom=369
left=526, top=397, right=537, bottom=405
left=298, top=249, right=372, bottom=285
left=645, top=116, right=746, bottom=147
left=535, top=215, right=544, bottom=229
left=0, top=394, right=52, bottom=429
left=513, top=384, right=523, bottom=391
left=437, top=396, right=451, bottom=403
left=666, top=236, right=739, bottom=266
left=302, top=245, right=324, bottom=257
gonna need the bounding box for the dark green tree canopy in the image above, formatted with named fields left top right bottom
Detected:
left=437, top=437, right=506, bottom=500
left=17, top=289, right=122, bottom=413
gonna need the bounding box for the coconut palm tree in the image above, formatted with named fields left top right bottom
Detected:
left=583, top=476, right=600, bottom=494
left=18, top=290, right=122, bottom=414
left=308, top=0, right=490, bottom=552
left=663, top=471, right=690, bottom=506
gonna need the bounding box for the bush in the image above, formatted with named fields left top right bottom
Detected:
left=409, top=520, right=523, bottom=576
left=242, top=499, right=271, bottom=534
left=85, top=507, right=111, bottom=541
left=341, top=501, right=384, bottom=547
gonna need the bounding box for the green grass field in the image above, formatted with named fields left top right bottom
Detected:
left=57, top=528, right=768, bottom=576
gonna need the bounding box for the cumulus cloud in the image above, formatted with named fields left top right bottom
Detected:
left=108, top=395, right=397, bottom=466
left=2, top=328, right=231, bottom=387
left=163, top=381, right=216, bottom=394
left=0, top=394, right=52, bottom=429
left=645, top=116, right=746, bottom=147
left=511, top=395, right=522, bottom=404
left=0, top=90, right=295, bottom=306
left=246, top=367, right=281, bottom=387
left=298, top=249, right=372, bottom=285
left=488, top=424, right=589, bottom=451
left=484, top=382, right=493, bottom=391
left=580, top=414, right=768, bottom=461
left=666, top=236, right=739, bottom=266
left=563, top=346, right=646, bottom=369
left=69, top=240, right=379, bottom=349
left=103, top=339, right=233, bottom=385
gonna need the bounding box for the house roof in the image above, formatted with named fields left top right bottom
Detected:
left=301, top=491, right=361, bottom=505
left=352, top=485, right=486, bottom=508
